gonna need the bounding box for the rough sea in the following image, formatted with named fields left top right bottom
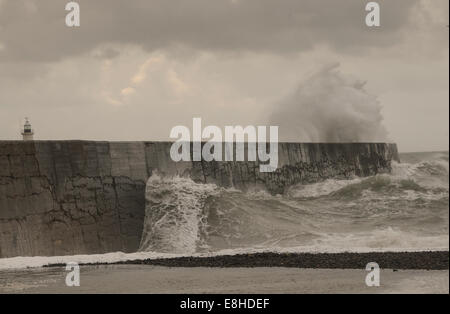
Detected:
left=1, top=151, right=448, bottom=270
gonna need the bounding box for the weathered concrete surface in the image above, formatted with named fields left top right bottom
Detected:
left=0, top=141, right=399, bottom=258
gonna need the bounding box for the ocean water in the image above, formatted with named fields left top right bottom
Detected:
left=1, top=151, right=448, bottom=270
left=139, top=151, right=449, bottom=254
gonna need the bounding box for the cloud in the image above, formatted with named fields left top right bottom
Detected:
left=167, top=69, right=189, bottom=94
left=113, top=55, right=163, bottom=103
left=0, top=0, right=447, bottom=151
left=101, top=91, right=123, bottom=106
left=132, top=56, right=162, bottom=84
left=0, top=0, right=422, bottom=63
left=92, top=47, right=121, bottom=60
left=100, top=53, right=189, bottom=106
left=120, top=87, right=136, bottom=96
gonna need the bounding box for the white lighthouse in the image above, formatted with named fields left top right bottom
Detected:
left=21, top=118, right=34, bottom=141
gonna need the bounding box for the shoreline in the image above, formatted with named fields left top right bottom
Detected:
left=44, top=251, right=449, bottom=270
left=1, top=266, right=448, bottom=294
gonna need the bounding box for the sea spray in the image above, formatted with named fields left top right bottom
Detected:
left=270, top=63, right=389, bottom=142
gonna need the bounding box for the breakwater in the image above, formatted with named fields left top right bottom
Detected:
left=0, top=141, right=399, bottom=258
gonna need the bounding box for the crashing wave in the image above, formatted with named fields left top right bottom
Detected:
left=139, top=173, right=219, bottom=254
left=138, top=153, right=449, bottom=255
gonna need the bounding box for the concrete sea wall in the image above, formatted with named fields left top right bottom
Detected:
left=0, top=141, right=399, bottom=258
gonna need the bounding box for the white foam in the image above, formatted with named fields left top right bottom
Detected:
left=1, top=241, right=448, bottom=271
left=286, top=177, right=363, bottom=198
left=139, top=174, right=219, bottom=254
left=0, top=251, right=177, bottom=271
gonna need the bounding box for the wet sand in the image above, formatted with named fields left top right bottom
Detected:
left=0, top=265, right=448, bottom=294
left=2, top=252, right=448, bottom=293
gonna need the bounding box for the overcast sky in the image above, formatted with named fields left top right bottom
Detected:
left=0, top=0, right=448, bottom=152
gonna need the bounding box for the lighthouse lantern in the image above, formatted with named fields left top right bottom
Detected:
left=21, top=118, right=34, bottom=141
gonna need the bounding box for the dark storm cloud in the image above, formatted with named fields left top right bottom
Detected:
left=0, top=0, right=418, bottom=62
